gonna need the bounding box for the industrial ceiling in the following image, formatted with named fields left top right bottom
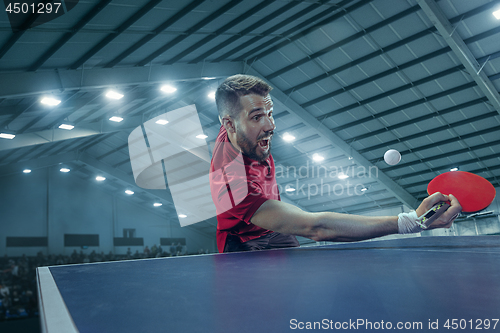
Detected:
left=0, top=0, right=499, bottom=238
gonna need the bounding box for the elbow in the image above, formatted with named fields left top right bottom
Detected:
left=306, top=215, right=329, bottom=242
left=309, top=227, right=329, bottom=242
left=307, top=213, right=342, bottom=242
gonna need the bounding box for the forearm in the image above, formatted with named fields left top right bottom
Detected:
left=311, top=212, right=399, bottom=242
left=251, top=200, right=400, bottom=242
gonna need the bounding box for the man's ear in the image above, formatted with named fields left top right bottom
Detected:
left=222, top=116, right=236, bottom=134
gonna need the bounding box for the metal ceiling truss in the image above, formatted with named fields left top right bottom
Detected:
left=370, top=122, right=500, bottom=165
left=358, top=107, right=494, bottom=153
left=212, top=0, right=335, bottom=63
left=331, top=82, right=477, bottom=132
left=279, top=2, right=500, bottom=95
left=417, top=0, right=500, bottom=114
left=349, top=98, right=491, bottom=144
left=0, top=61, right=244, bottom=99
left=241, top=0, right=370, bottom=64
left=104, top=0, right=206, bottom=68
left=268, top=3, right=421, bottom=80
left=0, top=3, right=45, bottom=59
left=163, top=0, right=278, bottom=65
left=29, top=0, right=113, bottom=71
left=189, top=0, right=304, bottom=64
left=70, top=0, right=163, bottom=70
left=384, top=139, right=500, bottom=173
left=136, top=0, right=244, bottom=67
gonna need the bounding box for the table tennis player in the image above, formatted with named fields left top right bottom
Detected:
left=209, top=74, right=461, bottom=253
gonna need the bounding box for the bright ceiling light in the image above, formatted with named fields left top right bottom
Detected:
left=196, top=134, right=208, bottom=139
left=60, top=168, right=70, bottom=173
left=161, top=85, right=177, bottom=93
left=23, top=169, right=31, bottom=174
left=155, top=119, right=169, bottom=125
left=0, top=133, right=15, bottom=139
left=96, top=176, right=106, bottom=181
left=208, top=91, right=216, bottom=99
left=360, top=187, right=367, bottom=192
left=125, top=190, right=134, bottom=195
left=41, top=97, right=61, bottom=106
left=312, top=153, right=324, bottom=162
left=109, top=116, right=123, bottom=122
left=178, top=214, right=187, bottom=218
left=285, top=187, right=296, bottom=192
left=450, top=167, right=459, bottom=172
left=338, top=173, right=349, bottom=180
left=59, top=123, right=74, bottom=130
left=154, top=203, right=162, bottom=207
left=283, top=133, right=295, bottom=142
left=493, top=9, right=500, bottom=19
left=106, top=90, right=124, bottom=100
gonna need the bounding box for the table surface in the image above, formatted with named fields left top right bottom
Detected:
left=37, top=236, right=500, bottom=333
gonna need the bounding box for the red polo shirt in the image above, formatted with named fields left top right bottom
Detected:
left=210, top=125, right=279, bottom=253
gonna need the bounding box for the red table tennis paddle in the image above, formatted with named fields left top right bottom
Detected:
left=418, top=171, right=496, bottom=228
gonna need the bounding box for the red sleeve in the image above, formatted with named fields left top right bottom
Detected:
left=211, top=165, right=268, bottom=227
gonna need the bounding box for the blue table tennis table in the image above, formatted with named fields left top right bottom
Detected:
left=37, top=236, right=500, bottom=332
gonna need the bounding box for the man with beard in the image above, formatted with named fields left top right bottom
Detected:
left=210, top=74, right=461, bottom=253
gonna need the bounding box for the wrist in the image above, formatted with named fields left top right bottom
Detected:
left=398, top=211, right=422, bottom=234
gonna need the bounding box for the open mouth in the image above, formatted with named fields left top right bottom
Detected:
left=258, top=139, right=270, bottom=149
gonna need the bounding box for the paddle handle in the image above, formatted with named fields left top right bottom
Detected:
left=416, top=202, right=451, bottom=229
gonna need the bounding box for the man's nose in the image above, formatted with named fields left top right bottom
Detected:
left=263, top=115, right=275, bottom=132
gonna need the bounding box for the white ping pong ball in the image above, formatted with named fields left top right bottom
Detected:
left=384, top=149, right=401, bottom=165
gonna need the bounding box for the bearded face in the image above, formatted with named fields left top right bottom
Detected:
left=232, top=94, right=275, bottom=162
left=235, top=124, right=273, bottom=162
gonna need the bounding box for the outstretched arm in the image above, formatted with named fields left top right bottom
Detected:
left=250, top=192, right=461, bottom=242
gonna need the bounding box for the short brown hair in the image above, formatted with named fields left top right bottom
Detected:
left=215, top=74, right=272, bottom=120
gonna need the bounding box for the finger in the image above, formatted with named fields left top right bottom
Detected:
left=417, top=192, right=449, bottom=216
left=426, top=192, right=449, bottom=206
left=440, top=194, right=461, bottom=222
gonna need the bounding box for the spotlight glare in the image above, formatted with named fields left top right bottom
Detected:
left=109, top=116, right=124, bottom=122
left=282, top=133, right=295, bottom=142
left=196, top=134, right=208, bottom=139
left=59, top=124, right=74, bottom=130
left=312, top=153, right=324, bottom=162
left=106, top=90, right=124, bottom=100
left=0, top=133, right=15, bottom=139
left=125, top=190, right=134, bottom=195
left=285, top=187, right=296, bottom=192
left=338, top=173, right=349, bottom=180
left=208, top=91, right=216, bottom=99
left=60, top=168, right=70, bottom=173
left=23, top=169, right=31, bottom=174
left=161, top=85, right=177, bottom=93
left=155, top=119, right=169, bottom=125
left=450, top=167, right=459, bottom=172
left=493, top=9, right=500, bottom=19
left=154, top=203, right=162, bottom=207
left=41, top=97, right=61, bottom=106
left=178, top=214, right=187, bottom=218
left=96, top=176, right=106, bottom=181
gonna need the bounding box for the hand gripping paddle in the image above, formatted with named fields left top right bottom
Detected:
left=418, top=171, right=496, bottom=228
